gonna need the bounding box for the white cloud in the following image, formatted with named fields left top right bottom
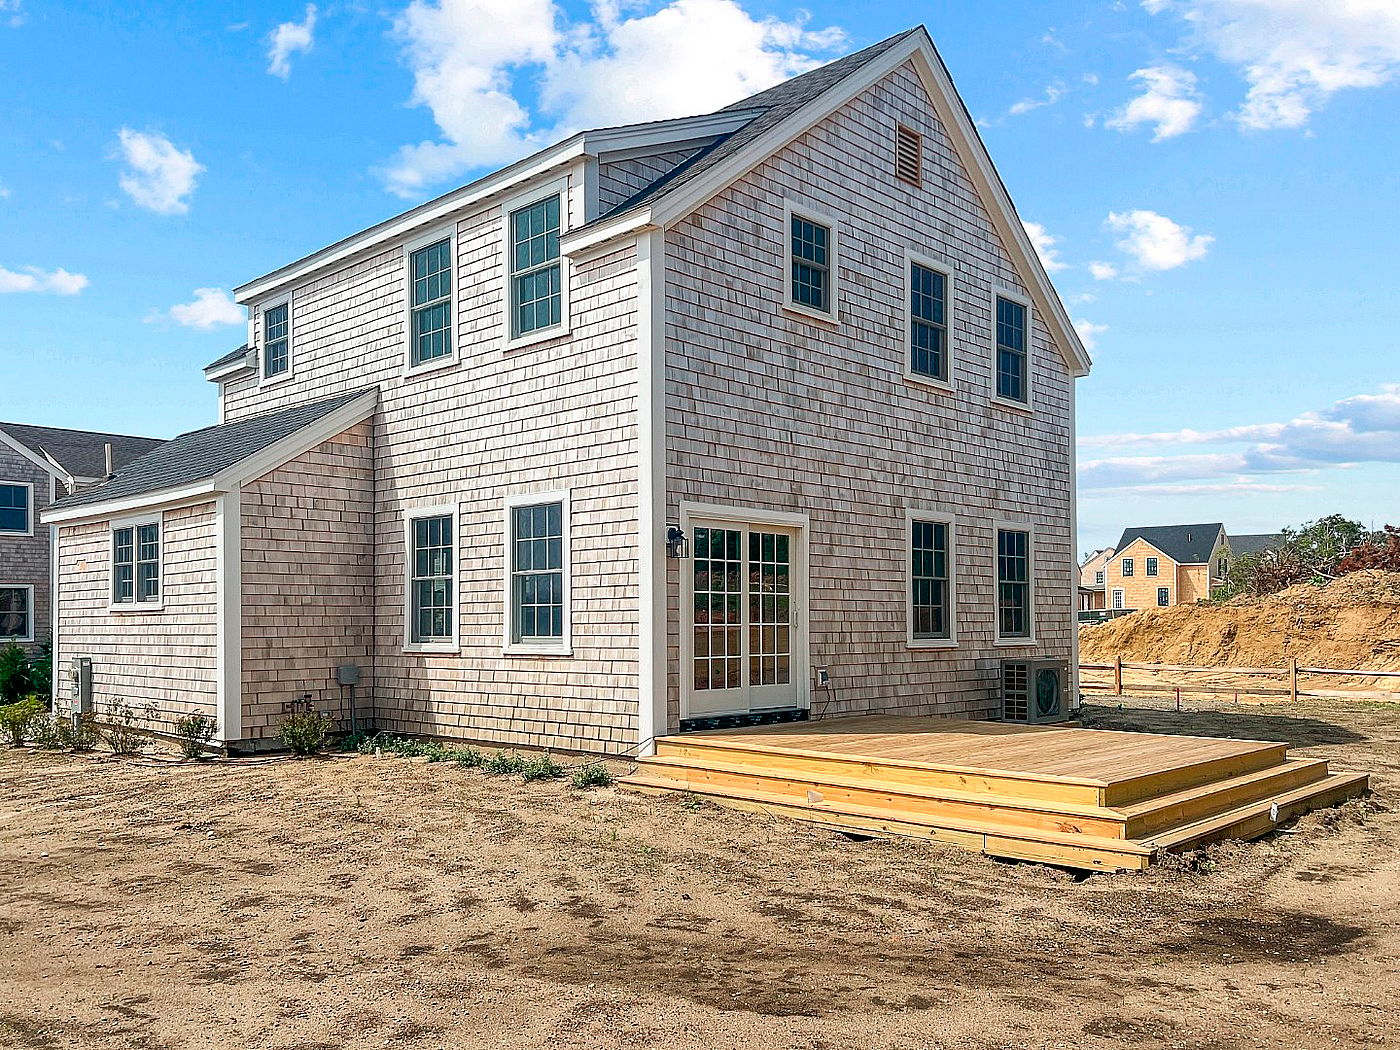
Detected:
left=1145, top=0, right=1400, bottom=130
left=1106, top=65, right=1202, bottom=140
left=117, top=128, right=203, bottom=215
left=1, top=1, right=23, bottom=28
left=1073, top=318, right=1108, bottom=352
left=149, top=287, right=246, bottom=329
left=0, top=179, right=9, bottom=199
left=1089, top=260, right=1119, bottom=281
left=1078, top=383, right=1400, bottom=489
left=0, top=265, right=88, bottom=295
left=268, top=4, right=317, bottom=79
left=384, top=0, right=844, bottom=198
left=1009, top=81, right=1067, bottom=116
left=1106, top=209, right=1212, bottom=271
left=1022, top=220, right=1068, bottom=273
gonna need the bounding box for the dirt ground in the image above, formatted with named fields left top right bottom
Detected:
left=2, top=700, right=1397, bottom=1050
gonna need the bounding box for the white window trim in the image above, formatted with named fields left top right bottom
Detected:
left=904, top=507, right=957, bottom=650
left=402, top=225, right=460, bottom=377
left=1146, top=556, right=1159, bottom=577
left=781, top=198, right=840, bottom=325
left=0, top=583, right=35, bottom=643
left=259, top=292, right=294, bottom=386
left=502, top=488, right=572, bottom=657
left=1121, top=557, right=1135, bottom=577
left=108, top=512, right=164, bottom=613
left=1157, top=587, right=1171, bottom=607
left=0, top=480, right=34, bottom=538
left=903, top=249, right=955, bottom=392
left=501, top=175, right=573, bottom=353
left=402, top=503, right=460, bottom=654
left=989, top=286, right=1034, bottom=412
left=1111, top=588, right=1126, bottom=610
left=992, top=518, right=1036, bottom=646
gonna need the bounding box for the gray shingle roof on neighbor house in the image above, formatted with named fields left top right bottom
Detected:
left=1229, top=533, right=1285, bottom=556
left=50, top=390, right=371, bottom=510
left=1114, top=523, right=1225, bottom=566
left=0, top=422, right=164, bottom=480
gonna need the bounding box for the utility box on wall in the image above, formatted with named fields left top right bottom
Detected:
left=60, top=656, right=93, bottom=718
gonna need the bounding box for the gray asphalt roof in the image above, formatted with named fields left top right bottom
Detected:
left=1114, top=523, right=1225, bottom=566
left=50, top=390, right=370, bottom=510
left=1228, top=533, right=1284, bottom=556
left=0, top=422, right=164, bottom=480
left=204, top=344, right=252, bottom=372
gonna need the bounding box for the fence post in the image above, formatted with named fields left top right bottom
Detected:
left=1113, top=656, right=1123, bottom=696
left=1290, top=657, right=1299, bottom=704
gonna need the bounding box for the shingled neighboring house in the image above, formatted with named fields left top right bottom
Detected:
left=1102, top=523, right=1228, bottom=611
left=44, top=27, right=1091, bottom=753
left=0, top=422, right=163, bottom=649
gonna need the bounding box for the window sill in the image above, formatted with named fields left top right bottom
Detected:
left=502, top=644, right=573, bottom=658
left=108, top=602, right=164, bottom=614
left=260, top=370, right=294, bottom=387
left=993, top=636, right=1038, bottom=647
left=907, top=638, right=957, bottom=650
left=403, top=643, right=461, bottom=655
left=402, top=353, right=460, bottom=380
left=504, top=324, right=571, bottom=354
left=781, top=303, right=838, bottom=326
left=903, top=371, right=953, bottom=394
left=0, top=531, right=34, bottom=539
left=991, top=395, right=1033, bottom=414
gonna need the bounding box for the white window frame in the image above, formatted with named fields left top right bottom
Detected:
left=1111, top=588, right=1125, bottom=610
left=1157, top=586, right=1171, bottom=607
left=990, top=286, right=1034, bottom=412
left=993, top=519, right=1036, bottom=646
left=904, top=508, right=957, bottom=649
left=781, top=198, right=840, bottom=324
left=403, top=225, right=459, bottom=377
left=402, top=503, right=460, bottom=654
left=0, top=480, right=34, bottom=537
left=0, top=583, right=35, bottom=643
left=903, top=249, right=955, bottom=392
left=502, top=489, right=572, bottom=656
left=259, top=293, right=293, bottom=385
left=1145, top=556, right=1159, bottom=577
left=501, top=175, right=572, bottom=353
left=1094, top=570, right=1105, bottom=585
left=108, top=512, right=163, bottom=613
left=1121, top=557, right=1135, bottom=577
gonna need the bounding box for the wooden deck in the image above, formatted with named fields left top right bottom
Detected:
left=622, top=715, right=1369, bottom=871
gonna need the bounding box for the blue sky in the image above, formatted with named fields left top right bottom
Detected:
left=2, top=0, right=1398, bottom=551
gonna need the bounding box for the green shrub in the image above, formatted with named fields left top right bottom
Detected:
left=520, top=752, right=564, bottom=782
left=279, top=710, right=333, bottom=757
left=0, top=643, right=31, bottom=705
left=0, top=697, right=41, bottom=746
left=27, top=645, right=52, bottom=701
left=29, top=712, right=64, bottom=749
left=483, top=749, right=527, bottom=776
left=100, top=701, right=151, bottom=755
left=570, top=762, right=615, bottom=789
left=174, top=712, right=218, bottom=759
left=445, top=746, right=485, bottom=768
left=59, top=714, right=100, bottom=752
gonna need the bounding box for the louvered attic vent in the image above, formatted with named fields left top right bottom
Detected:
left=895, top=124, right=922, bottom=187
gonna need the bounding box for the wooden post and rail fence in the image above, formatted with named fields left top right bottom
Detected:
left=1079, top=657, right=1400, bottom=703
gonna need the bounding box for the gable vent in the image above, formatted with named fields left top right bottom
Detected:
left=895, top=124, right=922, bottom=187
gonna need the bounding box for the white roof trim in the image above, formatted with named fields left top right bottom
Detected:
left=0, top=428, right=64, bottom=479
left=203, top=348, right=257, bottom=382
left=42, top=391, right=378, bottom=525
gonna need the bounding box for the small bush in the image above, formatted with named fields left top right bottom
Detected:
left=101, top=700, right=150, bottom=755
left=0, top=643, right=31, bottom=705
left=59, top=714, right=100, bottom=752
left=445, top=746, right=485, bottom=768
left=570, top=762, right=614, bottom=789
left=174, top=712, right=218, bottom=759
left=28, top=645, right=52, bottom=702
left=29, top=712, right=65, bottom=750
left=521, top=752, right=564, bottom=782
left=279, top=710, right=333, bottom=757
left=340, top=728, right=371, bottom=753
left=0, top=696, right=41, bottom=746
left=483, top=750, right=527, bottom=776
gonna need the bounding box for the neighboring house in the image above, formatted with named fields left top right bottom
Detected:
left=0, top=423, right=163, bottom=650
left=1224, top=532, right=1284, bottom=563
left=1103, top=523, right=1228, bottom=611
left=45, top=28, right=1091, bottom=753
left=1078, top=547, right=1114, bottom=611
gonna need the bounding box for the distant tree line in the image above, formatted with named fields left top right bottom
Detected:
left=1215, top=515, right=1400, bottom=600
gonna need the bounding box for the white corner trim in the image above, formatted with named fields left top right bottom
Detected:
left=903, top=248, right=956, bottom=391
left=502, top=488, right=572, bottom=656
left=402, top=502, right=461, bottom=653
left=215, top=488, right=242, bottom=743
left=636, top=228, right=666, bottom=754
left=781, top=198, right=840, bottom=324
left=904, top=507, right=958, bottom=649
left=992, top=517, right=1037, bottom=646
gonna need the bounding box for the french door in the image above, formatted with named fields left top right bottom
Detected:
left=685, top=517, right=806, bottom=717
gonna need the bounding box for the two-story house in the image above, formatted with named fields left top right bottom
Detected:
left=1103, top=523, right=1228, bottom=611
left=1078, top=547, right=1114, bottom=611
left=1, top=422, right=162, bottom=651
left=45, top=27, right=1090, bottom=754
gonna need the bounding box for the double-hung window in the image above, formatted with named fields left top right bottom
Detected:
left=1157, top=587, right=1171, bottom=607
left=1121, top=557, right=1135, bottom=577
left=507, top=496, right=569, bottom=650
left=1094, top=570, right=1105, bottom=585
left=112, top=520, right=160, bottom=605
left=909, top=259, right=949, bottom=383
left=408, top=512, right=454, bottom=646
left=0, top=586, right=32, bottom=641
left=909, top=517, right=953, bottom=644
left=1146, top=556, right=1159, bottom=577
left=994, top=294, right=1029, bottom=404
left=785, top=203, right=836, bottom=320
left=996, top=527, right=1033, bottom=641
left=263, top=301, right=290, bottom=378
left=0, top=483, right=31, bottom=534
left=509, top=195, right=562, bottom=339
left=409, top=238, right=453, bottom=367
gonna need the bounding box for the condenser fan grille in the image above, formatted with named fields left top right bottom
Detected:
left=1003, top=663, right=1029, bottom=722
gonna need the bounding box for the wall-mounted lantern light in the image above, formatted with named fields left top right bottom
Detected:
left=666, top=525, right=690, bottom=559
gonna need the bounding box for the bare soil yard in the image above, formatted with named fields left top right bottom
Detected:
left=2, top=701, right=1397, bottom=1050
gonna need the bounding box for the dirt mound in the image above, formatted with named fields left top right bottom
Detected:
left=1080, top=571, right=1400, bottom=671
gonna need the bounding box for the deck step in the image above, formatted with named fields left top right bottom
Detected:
left=1117, top=758, right=1332, bottom=838
left=623, top=772, right=1155, bottom=872
left=1145, top=771, right=1370, bottom=853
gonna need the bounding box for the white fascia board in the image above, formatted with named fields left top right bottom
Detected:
left=587, top=108, right=762, bottom=160
left=0, top=429, right=63, bottom=479
left=37, top=450, right=76, bottom=492
left=562, top=210, right=657, bottom=257
left=203, top=349, right=257, bottom=382
left=42, top=482, right=220, bottom=525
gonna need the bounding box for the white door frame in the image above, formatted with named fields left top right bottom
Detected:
left=678, top=502, right=810, bottom=720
